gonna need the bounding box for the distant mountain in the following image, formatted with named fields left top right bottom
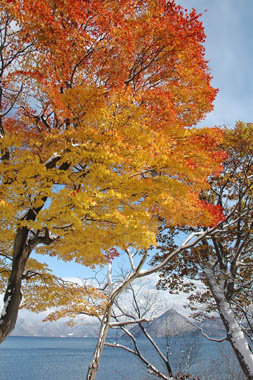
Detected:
left=149, top=308, right=198, bottom=336
left=11, top=308, right=225, bottom=339
left=121, top=309, right=198, bottom=338
left=11, top=317, right=100, bottom=338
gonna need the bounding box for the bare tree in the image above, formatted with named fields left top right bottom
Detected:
left=84, top=226, right=217, bottom=380
left=153, top=123, right=253, bottom=379
left=105, top=282, right=201, bottom=380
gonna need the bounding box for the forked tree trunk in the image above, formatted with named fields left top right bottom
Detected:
left=204, top=267, right=253, bottom=379
left=0, top=156, right=64, bottom=344
left=0, top=227, right=30, bottom=343
left=86, top=305, right=112, bottom=380
left=85, top=252, right=148, bottom=380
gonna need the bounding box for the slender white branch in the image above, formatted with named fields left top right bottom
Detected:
left=107, top=262, right=113, bottom=296
left=109, top=318, right=149, bottom=327
left=138, top=227, right=217, bottom=278
left=105, top=332, right=172, bottom=380
left=109, top=249, right=149, bottom=303
left=105, top=342, right=137, bottom=355
left=126, top=248, right=135, bottom=271
left=186, top=319, right=228, bottom=343
left=138, top=210, right=250, bottom=280
left=139, top=324, right=172, bottom=369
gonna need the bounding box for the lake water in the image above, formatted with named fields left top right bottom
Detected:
left=0, top=335, right=244, bottom=380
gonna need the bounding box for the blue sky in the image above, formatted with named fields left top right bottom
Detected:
left=178, top=0, right=253, bottom=127
left=34, top=0, right=253, bottom=279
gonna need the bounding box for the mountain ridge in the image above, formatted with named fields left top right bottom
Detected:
left=11, top=308, right=225, bottom=339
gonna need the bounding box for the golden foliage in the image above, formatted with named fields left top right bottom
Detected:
left=0, top=0, right=225, bottom=319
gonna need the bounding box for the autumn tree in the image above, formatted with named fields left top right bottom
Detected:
left=154, top=123, right=253, bottom=378
left=0, top=0, right=224, bottom=346
left=42, top=229, right=221, bottom=380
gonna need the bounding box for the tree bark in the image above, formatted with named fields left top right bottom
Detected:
left=0, top=155, right=67, bottom=344
left=86, top=251, right=149, bottom=380
left=86, top=305, right=112, bottom=380
left=0, top=227, right=30, bottom=343
left=204, top=266, right=253, bottom=379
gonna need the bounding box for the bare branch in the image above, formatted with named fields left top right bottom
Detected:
left=109, top=318, right=149, bottom=327
left=186, top=319, right=227, bottom=343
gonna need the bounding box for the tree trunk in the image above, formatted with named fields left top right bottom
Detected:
left=0, top=149, right=70, bottom=344
left=0, top=157, right=65, bottom=344
left=0, top=227, right=31, bottom=343
left=204, top=267, right=253, bottom=379
left=86, top=305, right=112, bottom=380
left=86, top=252, right=149, bottom=380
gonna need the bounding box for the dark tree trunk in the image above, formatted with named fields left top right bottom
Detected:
left=0, top=156, right=66, bottom=344
left=0, top=227, right=31, bottom=343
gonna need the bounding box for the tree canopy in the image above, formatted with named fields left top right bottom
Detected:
left=0, top=0, right=225, bottom=343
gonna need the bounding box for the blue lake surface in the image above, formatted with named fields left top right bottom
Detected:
left=0, top=336, right=151, bottom=380
left=0, top=335, right=243, bottom=380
